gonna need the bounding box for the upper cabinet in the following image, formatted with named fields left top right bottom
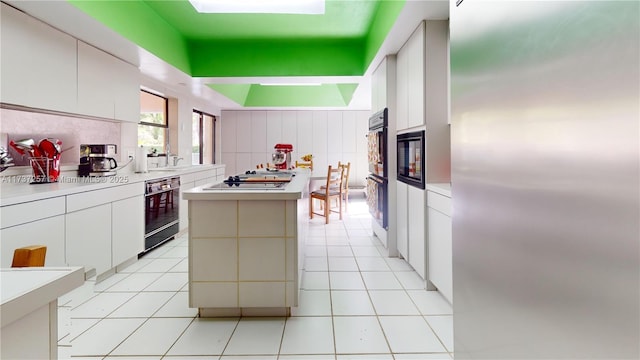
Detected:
left=396, top=20, right=450, bottom=183
left=397, top=22, right=425, bottom=130
left=77, top=42, right=140, bottom=122
left=0, top=3, right=77, bottom=113
left=396, top=20, right=449, bottom=133
left=371, top=55, right=396, bottom=116
left=1, top=3, right=140, bottom=123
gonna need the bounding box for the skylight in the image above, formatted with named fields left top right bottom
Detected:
left=189, top=0, right=325, bottom=14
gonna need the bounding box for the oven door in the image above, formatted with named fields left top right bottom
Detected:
left=144, top=178, right=180, bottom=253
left=367, top=128, right=387, bottom=177
left=366, top=175, right=388, bottom=229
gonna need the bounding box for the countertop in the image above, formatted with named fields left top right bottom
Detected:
left=1, top=266, right=84, bottom=327
left=184, top=169, right=310, bottom=201
left=0, top=164, right=225, bottom=206
left=426, top=183, right=452, bottom=197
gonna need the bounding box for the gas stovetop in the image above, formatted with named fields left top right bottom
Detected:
left=203, top=182, right=286, bottom=190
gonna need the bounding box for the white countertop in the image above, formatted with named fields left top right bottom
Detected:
left=184, top=169, right=310, bottom=201
left=1, top=266, right=84, bottom=327
left=0, top=164, right=224, bottom=206
left=426, top=183, right=452, bottom=197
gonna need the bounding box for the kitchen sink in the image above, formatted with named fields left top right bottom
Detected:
left=147, top=165, right=193, bottom=172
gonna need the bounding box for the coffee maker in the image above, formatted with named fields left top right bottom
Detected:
left=78, top=144, right=118, bottom=176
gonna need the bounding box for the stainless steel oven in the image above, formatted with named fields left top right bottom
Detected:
left=143, top=176, right=180, bottom=254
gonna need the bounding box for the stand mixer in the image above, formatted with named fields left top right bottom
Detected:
left=272, top=144, right=293, bottom=170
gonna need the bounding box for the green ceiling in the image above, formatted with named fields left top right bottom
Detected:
left=67, top=0, right=405, bottom=107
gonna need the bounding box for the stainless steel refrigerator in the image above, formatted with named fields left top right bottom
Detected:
left=450, top=1, right=639, bottom=358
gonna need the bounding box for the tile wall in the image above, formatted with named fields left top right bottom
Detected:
left=0, top=108, right=121, bottom=166
left=220, top=110, right=370, bottom=187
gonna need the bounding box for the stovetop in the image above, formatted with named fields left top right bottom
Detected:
left=203, top=182, right=286, bottom=190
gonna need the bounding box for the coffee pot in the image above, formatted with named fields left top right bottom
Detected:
left=78, top=144, right=118, bottom=176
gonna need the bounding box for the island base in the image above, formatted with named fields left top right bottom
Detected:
left=199, top=307, right=291, bottom=317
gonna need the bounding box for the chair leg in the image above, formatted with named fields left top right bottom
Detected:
left=324, top=198, right=329, bottom=224
left=338, top=196, right=343, bottom=220
left=309, top=196, right=314, bottom=219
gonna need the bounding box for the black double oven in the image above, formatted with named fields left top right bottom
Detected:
left=366, top=108, right=388, bottom=229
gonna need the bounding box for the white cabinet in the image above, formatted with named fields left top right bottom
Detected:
left=427, top=189, right=452, bottom=303
left=0, top=216, right=66, bottom=268
left=396, top=47, right=408, bottom=130
left=396, top=181, right=409, bottom=259
left=0, top=3, right=139, bottom=122
left=395, top=181, right=427, bottom=281
left=112, top=55, right=140, bottom=122
left=0, top=196, right=67, bottom=268
left=407, top=186, right=426, bottom=279
left=66, top=203, right=112, bottom=276
left=396, top=22, right=425, bottom=131
left=0, top=3, right=77, bottom=113
left=371, top=56, right=396, bottom=115
left=66, top=183, right=144, bottom=277
left=77, top=41, right=139, bottom=122
left=407, top=23, right=425, bottom=129
left=112, top=196, right=144, bottom=266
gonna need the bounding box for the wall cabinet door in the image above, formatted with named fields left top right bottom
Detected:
left=396, top=181, right=409, bottom=259
left=407, top=186, right=426, bottom=279
left=0, top=3, right=77, bottom=113
left=112, top=56, right=140, bottom=122
left=396, top=47, right=408, bottom=131
left=66, top=204, right=112, bottom=276
left=78, top=41, right=139, bottom=121
left=0, top=215, right=66, bottom=268
left=77, top=42, right=115, bottom=119
left=407, top=22, right=425, bottom=129
left=112, top=196, right=144, bottom=266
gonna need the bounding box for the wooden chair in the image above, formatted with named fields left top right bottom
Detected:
left=310, top=165, right=343, bottom=224
left=295, top=160, right=313, bottom=171
left=338, top=162, right=351, bottom=211
left=321, top=161, right=351, bottom=211
left=12, top=245, right=47, bottom=267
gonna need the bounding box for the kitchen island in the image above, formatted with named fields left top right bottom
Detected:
left=182, top=170, right=309, bottom=317
left=1, top=266, right=84, bottom=359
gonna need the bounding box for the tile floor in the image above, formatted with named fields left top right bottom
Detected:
left=58, top=192, right=454, bottom=359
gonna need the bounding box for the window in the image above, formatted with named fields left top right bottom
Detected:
left=139, top=90, right=168, bottom=154
left=192, top=110, right=216, bottom=164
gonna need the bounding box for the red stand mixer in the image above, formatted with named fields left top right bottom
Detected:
left=272, top=144, right=293, bottom=170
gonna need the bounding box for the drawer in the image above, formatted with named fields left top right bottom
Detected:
left=0, top=196, right=66, bottom=229
left=66, top=182, right=144, bottom=212
left=427, top=191, right=452, bottom=216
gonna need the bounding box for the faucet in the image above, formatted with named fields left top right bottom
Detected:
left=170, top=155, right=184, bottom=166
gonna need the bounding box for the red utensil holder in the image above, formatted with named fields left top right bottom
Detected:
left=30, top=157, right=60, bottom=183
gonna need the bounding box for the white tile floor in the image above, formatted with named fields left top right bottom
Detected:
left=58, top=192, right=454, bottom=359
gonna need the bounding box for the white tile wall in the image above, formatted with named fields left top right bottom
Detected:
left=238, top=200, right=286, bottom=237
left=221, top=110, right=369, bottom=186
left=191, top=238, right=238, bottom=281
left=251, top=111, right=268, bottom=153
left=239, top=238, right=286, bottom=281
left=239, top=282, right=286, bottom=307
left=191, top=282, right=238, bottom=307
left=235, top=112, right=252, bottom=153
left=190, top=200, right=238, bottom=237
